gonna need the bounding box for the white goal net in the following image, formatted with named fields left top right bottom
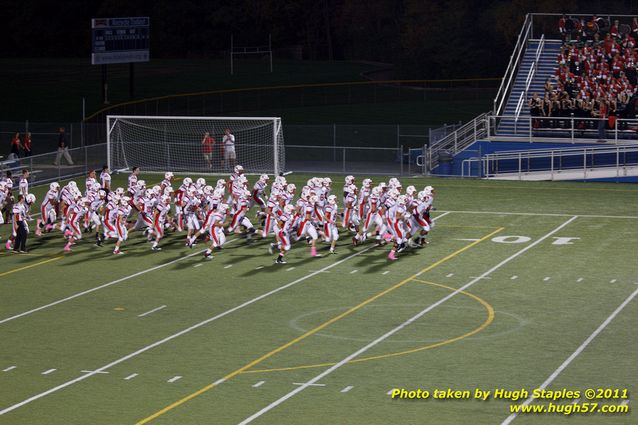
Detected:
left=106, top=115, right=284, bottom=175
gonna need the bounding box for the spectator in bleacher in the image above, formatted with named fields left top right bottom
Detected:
left=559, top=15, right=568, bottom=42
left=54, top=127, right=74, bottom=166
left=528, top=93, right=543, bottom=128
left=23, top=132, right=32, bottom=157
left=632, top=17, right=638, bottom=38
left=594, top=98, right=609, bottom=140
left=201, top=131, right=215, bottom=169
left=610, top=20, right=621, bottom=40
left=9, top=133, right=21, bottom=159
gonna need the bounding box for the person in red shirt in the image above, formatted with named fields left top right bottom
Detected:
left=201, top=131, right=215, bottom=169
left=22, top=132, right=32, bottom=157
left=9, top=133, right=21, bottom=158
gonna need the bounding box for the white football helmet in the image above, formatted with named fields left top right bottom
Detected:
left=152, top=185, right=161, bottom=195
left=92, top=182, right=101, bottom=191
left=164, top=171, right=174, bottom=180
left=345, top=175, right=355, bottom=185
left=371, top=187, right=382, bottom=197
left=406, top=185, right=417, bottom=196
left=323, top=177, right=332, bottom=187
left=196, top=177, right=206, bottom=187
left=362, top=178, right=372, bottom=187
left=234, top=165, right=244, bottom=174
left=218, top=203, right=229, bottom=214
left=68, top=181, right=77, bottom=188
left=424, top=185, right=434, bottom=196
left=216, top=179, right=226, bottom=188
left=286, top=183, right=296, bottom=193
left=397, top=195, right=407, bottom=206
left=283, top=204, right=295, bottom=215
left=183, top=177, right=193, bottom=186
left=137, top=179, right=146, bottom=188
left=26, top=193, right=36, bottom=204
left=50, top=182, right=60, bottom=191
left=327, top=194, right=337, bottom=205
left=259, top=174, right=270, bottom=182
left=203, top=185, right=213, bottom=195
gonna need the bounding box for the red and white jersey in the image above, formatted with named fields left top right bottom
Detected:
left=184, top=196, right=201, bottom=215
left=358, top=187, right=370, bottom=204
left=104, top=201, right=118, bottom=225
left=85, top=177, right=97, bottom=194
left=117, top=204, right=131, bottom=224
left=19, top=177, right=29, bottom=197
left=368, top=195, right=380, bottom=211
left=414, top=200, right=430, bottom=220
left=68, top=204, right=85, bottom=224
left=60, top=187, right=75, bottom=205
left=174, top=186, right=187, bottom=206
left=3, top=177, right=14, bottom=192
left=89, top=193, right=105, bottom=212
left=41, top=189, right=58, bottom=209
left=383, top=196, right=396, bottom=210
left=100, top=171, right=111, bottom=188
left=324, top=204, right=338, bottom=224
left=253, top=179, right=267, bottom=195
left=128, top=174, right=138, bottom=192
left=155, top=201, right=171, bottom=221
left=142, top=196, right=156, bottom=216
left=344, top=191, right=357, bottom=207
left=208, top=211, right=227, bottom=228
left=387, top=204, right=406, bottom=222
left=160, top=178, right=172, bottom=191
left=280, top=191, right=293, bottom=206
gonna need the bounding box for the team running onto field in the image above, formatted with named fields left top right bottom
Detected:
left=1, top=165, right=436, bottom=263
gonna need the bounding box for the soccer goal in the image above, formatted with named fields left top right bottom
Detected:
left=106, top=115, right=284, bottom=175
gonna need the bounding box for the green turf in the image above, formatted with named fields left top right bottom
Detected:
left=0, top=174, right=637, bottom=425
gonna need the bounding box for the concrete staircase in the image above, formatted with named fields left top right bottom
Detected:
left=497, top=39, right=562, bottom=137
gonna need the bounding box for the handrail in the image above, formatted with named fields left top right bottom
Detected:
left=485, top=145, right=638, bottom=161
left=515, top=35, right=545, bottom=124
left=494, top=14, right=531, bottom=116
left=427, top=112, right=489, bottom=171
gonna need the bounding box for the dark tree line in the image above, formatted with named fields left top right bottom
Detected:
left=2, top=0, right=638, bottom=78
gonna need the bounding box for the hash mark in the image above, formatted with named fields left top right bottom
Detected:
left=350, top=270, right=358, bottom=274
left=167, top=376, right=182, bottom=383
left=382, top=271, right=390, bottom=275
left=252, top=381, right=265, bottom=388
left=41, top=369, right=56, bottom=375
left=124, top=373, right=138, bottom=380
left=511, top=275, right=518, bottom=280
left=543, top=277, right=551, bottom=281
left=341, top=386, right=354, bottom=393
left=2, top=366, right=16, bottom=372
left=446, top=273, right=454, bottom=278
left=224, top=265, right=233, bottom=269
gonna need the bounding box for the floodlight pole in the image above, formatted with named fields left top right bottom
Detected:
left=269, top=33, right=273, bottom=73
left=101, top=64, right=108, bottom=104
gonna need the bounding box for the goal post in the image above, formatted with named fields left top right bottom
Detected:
left=106, top=115, right=284, bottom=175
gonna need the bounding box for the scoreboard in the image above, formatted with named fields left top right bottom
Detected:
left=91, top=17, right=150, bottom=65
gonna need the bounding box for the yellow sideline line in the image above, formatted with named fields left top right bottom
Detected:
left=242, top=279, right=494, bottom=374
left=134, top=227, right=504, bottom=425
left=0, top=256, right=63, bottom=278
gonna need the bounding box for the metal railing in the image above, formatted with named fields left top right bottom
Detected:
left=482, top=144, right=638, bottom=180
left=427, top=113, right=488, bottom=172
left=494, top=14, right=532, bottom=116
left=488, top=114, right=638, bottom=143
left=514, top=35, right=545, bottom=128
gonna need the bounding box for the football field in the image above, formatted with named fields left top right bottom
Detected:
left=1, top=175, right=637, bottom=425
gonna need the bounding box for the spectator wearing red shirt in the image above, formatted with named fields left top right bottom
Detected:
left=9, top=133, right=21, bottom=158
left=596, top=99, right=608, bottom=140
left=201, top=131, right=215, bottom=169
left=23, top=132, right=32, bottom=157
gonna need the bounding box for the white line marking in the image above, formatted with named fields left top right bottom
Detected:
left=193, top=264, right=202, bottom=268
left=0, top=245, right=379, bottom=415
left=286, top=267, right=295, bottom=271
left=341, top=386, right=354, bottom=393
left=138, top=305, right=167, bottom=317
left=446, top=273, right=454, bottom=278
left=308, top=270, right=331, bottom=274
left=469, top=276, right=491, bottom=280
left=511, top=275, right=518, bottom=280
left=501, top=286, right=638, bottom=425
left=577, top=277, right=584, bottom=282
left=382, top=271, right=389, bottom=275
left=167, top=376, right=182, bottom=383
left=124, top=373, right=138, bottom=380
left=236, top=216, right=579, bottom=425
left=454, top=238, right=480, bottom=242
left=80, top=370, right=108, bottom=374
left=252, top=381, right=265, bottom=388
left=41, top=369, right=56, bottom=375
left=255, top=266, right=264, bottom=270
left=0, top=239, right=239, bottom=325
left=438, top=209, right=638, bottom=219
left=434, top=212, right=452, bottom=220
left=350, top=270, right=358, bottom=274
left=543, top=277, right=551, bottom=281
left=2, top=366, right=16, bottom=372
left=610, top=279, right=617, bottom=283
left=224, top=264, right=233, bottom=269
left=292, top=382, right=325, bottom=387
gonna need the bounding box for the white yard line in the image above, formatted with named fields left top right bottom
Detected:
left=340, top=386, right=354, bottom=393
left=80, top=370, right=108, bottom=374
left=454, top=238, right=480, bottom=242
left=0, top=240, right=237, bottom=325
left=167, top=376, right=182, bottom=383
left=252, top=381, right=265, bottom=388
left=438, top=210, right=638, bottom=219
left=2, top=366, right=16, bottom=372
left=292, top=382, right=325, bottom=387
left=0, top=244, right=379, bottom=416
left=124, top=373, right=138, bottom=380
left=501, top=286, right=638, bottom=425
left=41, top=369, right=56, bottom=375
left=236, top=216, right=579, bottom=425
left=138, top=305, right=167, bottom=318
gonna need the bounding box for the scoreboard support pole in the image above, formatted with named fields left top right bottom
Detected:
left=101, top=64, right=108, bottom=104
left=129, top=62, right=135, bottom=99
